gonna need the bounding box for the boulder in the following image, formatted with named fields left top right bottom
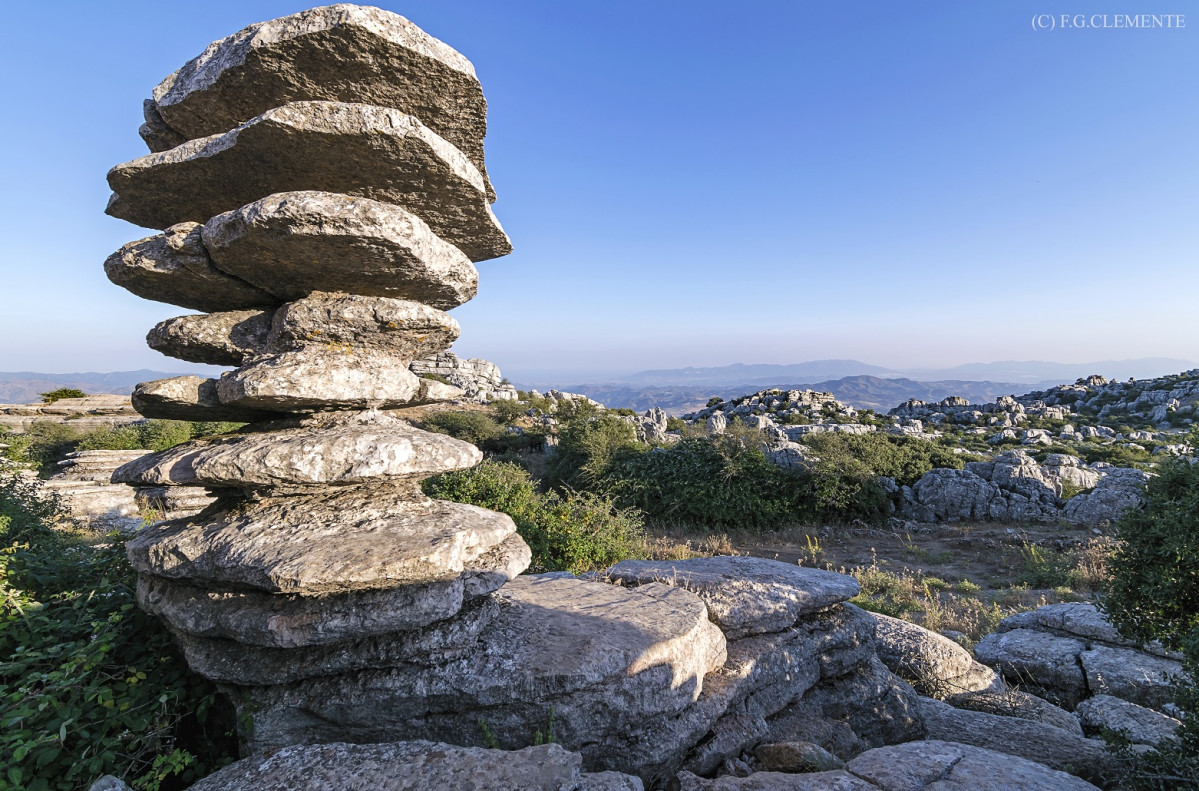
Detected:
left=798, top=657, right=925, bottom=748
left=104, top=222, right=275, bottom=312
left=147, top=310, right=272, bottom=365
left=113, top=412, right=480, bottom=491
left=106, top=101, right=511, bottom=262
left=944, top=689, right=1083, bottom=736
left=1075, top=694, right=1181, bottom=746
left=1064, top=468, right=1150, bottom=525
left=678, top=770, right=875, bottom=790
left=916, top=697, right=1113, bottom=784
left=1080, top=644, right=1184, bottom=711
left=126, top=487, right=515, bottom=594
left=133, top=485, right=217, bottom=522
left=131, top=376, right=281, bottom=423
left=234, top=576, right=727, bottom=783
left=145, top=4, right=494, bottom=197
left=870, top=613, right=1002, bottom=697
left=270, top=293, right=460, bottom=359
left=201, top=192, right=479, bottom=307
left=1001, top=601, right=1180, bottom=659
left=215, top=346, right=461, bottom=411
left=972, top=628, right=1089, bottom=708
left=184, top=740, right=641, bottom=791
left=605, top=557, right=860, bottom=639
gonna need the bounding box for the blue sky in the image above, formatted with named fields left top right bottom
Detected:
left=1, top=1, right=1195, bottom=381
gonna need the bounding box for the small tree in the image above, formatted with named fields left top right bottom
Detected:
left=39, top=388, right=86, bottom=403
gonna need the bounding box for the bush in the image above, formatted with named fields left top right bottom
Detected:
left=421, top=411, right=502, bottom=447
left=423, top=461, right=649, bottom=573
left=1103, top=451, right=1199, bottom=786
left=0, top=474, right=235, bottom=790
left=799, top=432, right=968, bottom=488
left=543, top=415, right=641, bottom=492
left=39, top=389, right=86, bottom=403
left=3, top=421, right=243, bottom=475
left=489, top=399, right=527, bottom=425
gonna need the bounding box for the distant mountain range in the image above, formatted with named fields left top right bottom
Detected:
left=542, top=375, right=1067, bottom=414
left=0, top=370, right=192, bottom=404
left=601, top=357, right=1194, bottom=388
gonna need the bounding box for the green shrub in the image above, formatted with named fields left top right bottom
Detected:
left=1102, top=450, right=1199, bottom=786
left=489, top=399, right=527, bottom=425
left=543, top=415, right=641, bottom=492
left=39, top=388, right=86, bottom=403
left=0, top=474, right=235, bottom=790
left=800, top=432, right=968, bottom=488
left=419, top=373, right=452, bottom=386
left=421, top=411, right=502, bottom=447
left=4, top=421, right=244, bottom=475
left=423, top=461, right=648, bottom=573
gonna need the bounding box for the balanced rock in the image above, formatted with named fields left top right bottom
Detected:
left=131, top=376, right=280, bottom=423
left=605, top=556, right=861, bottom=639
left=127, top=486, right=514, bottom=593
left=107, top=101, right=511, bottom=261
left=271, top=292, right=460, bottom=359
left=104, top=222, right=274, bottom=312
left=145, top=4, right=494, bottom=197
left=215, top=345, right=460, bottom=411
left=200, top=192, right=479, bottom=307
left=147, top=309, right=273, bottom=365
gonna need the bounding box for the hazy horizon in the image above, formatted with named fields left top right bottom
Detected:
left=1, top=2, right=1195, bottom=375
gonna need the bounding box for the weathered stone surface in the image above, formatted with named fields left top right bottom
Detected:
left=944, top=689, right=1083, bottom=736
left=409, top=350, right=519, bottom=403
left=186, top=740, right=642, bottom=791
left=1064, top=467, right=1150, bottom=525
left=870, top=612, right=1002, bottom=697
left=799, top=657, right=925, bottom=748
left=270, top=293, right=459, bottom=359
left=762, top=703, right=868, bottom=761
left=676, top=770, right=875, bottom=790
left=201, top=192, right=479, bottom=308
left=605, top=557, right=860, bottom=639
left=0, top=395, right=142, bottom=434
left=145, top=4, right=494, bottom=198
left=917, top=697, right=1112, bottom=784
left=973, top=628, right=1089, bottom=708
left=113, top=411, right=480, bottom=491
left=127, top=487, right=514, bottom=594
left=755, top=741, right=846, bottom=773
left=107, top=102, right=511, bottom=262
left=171, top=595, right=500, bottom=685
left=52, top=450, right=151, bottom=482
left=1075, top=694, right=1181, bottom=745
left=237, top=576, right=727, bottom=781
left=131, top=376, right=280, bottom=422
left=133, top=485, right=217, bottom=522
left=104, top=222, right=274, bottom=312
left=147, top=310, right=272, bottom=365
left=216, top=346, right=461, bottom=411
left=1009, top=602, right=1180, bottom=659
left=1081, top=644, right=1183, bottom=711
left=139, top=98, right=186, bottom=152
left=845, top=740, right=1100, bottom=791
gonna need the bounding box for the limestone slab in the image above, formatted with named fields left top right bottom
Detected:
left=1075, top=694, right=1180, bottom=746
left=146, top=310, right=272, bottom=366
left=113, top=411, right=480, bottom=490
left=185, top=741, right=641, bottom=791
left=104, top=222, right=274, bottom=312
left=126, top=487, right=513, bottom=593
left=145, top=4, right=494, bottom=198
left=973, top=627, right=1088, bottom=708
left=845, top=740, right=1100, bottom=791
left=605, top=556, right=860, bottom=639
left=201, top=192, right=478, bottom=308
left=270, top=293, right=459, bottom=359
left=236, top=576, right=727, bottom=776
left=131, top=376, right=278, bottom=423
left=107, top=101, right=511, bottom=262
left=871, top=612, right=1002, bottom=696
left=1081, top=644, right=1183, bottom=711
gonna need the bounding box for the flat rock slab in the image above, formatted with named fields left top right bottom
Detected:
left=186, top=740, right=642, bottom=791
left=944, top=689, right=1083, bottom=736
left=104, top=222, right=274, bottom=312
left=1075, top=694, right=1180, bottom=745
left=1080, top=644, right=1183, bottom=711
left=107, top=101, right=511, bottom=262
left=999, top=602, right=1179, bottom=658
left=271, top=293, right=459, bottom=359
left=147, top=310, right=272, bottom=366
left=127, top=487, right=514, bottom=594
left=676, top=770, right=877, bottom=790
left=131, top=376, right=279, bottom=423
left=871, top=612, right=1001, bottom=696
left=113, top=411, right=480, bottom=490
left=146, top=4, right=494, bottom=200
left=604, top=556, right=860, bottom=639
left=917, top=697, right=1111, bottom=784
left=201, top=191, right=478, bottom=308
left=237, top=576, right=727, bottom=776
left=973, top=628, right=1088, bottom=708
left=846, top=739, right=1100, bottom=791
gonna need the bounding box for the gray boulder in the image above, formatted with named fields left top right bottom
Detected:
left=270, top=293, right=460, bottom=359
left=106, top=101, right=511, bottom=262
left=1081, top=644, right=1184, bottom=711
left=104, top=222, right=274, bottom=312
left=944, top=689, right=1083, bottom=736
left=870, top=612, right=1002, bottom=697
left=146, top=309, right=273, bottom=365
left=605, top=557, right=860, bottom=639
left=1064, top=468, right=1150, bottom=525
left=201, top=191, right=479, bottom=307
left=972, top=628, right=1089, bottom=708
left=131, top=376, right=281, bottom=423
left=1075, top=694, right=1181, bottom=745
left=145, top=4, right=494, bottom=195
left=185, top=740, right=641, bottom=791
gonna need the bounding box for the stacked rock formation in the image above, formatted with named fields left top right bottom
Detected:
left=104, top=0, right=531, bottom=745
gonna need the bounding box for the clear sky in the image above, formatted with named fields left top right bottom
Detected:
left=1, top=1, right=1195, bottom=381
